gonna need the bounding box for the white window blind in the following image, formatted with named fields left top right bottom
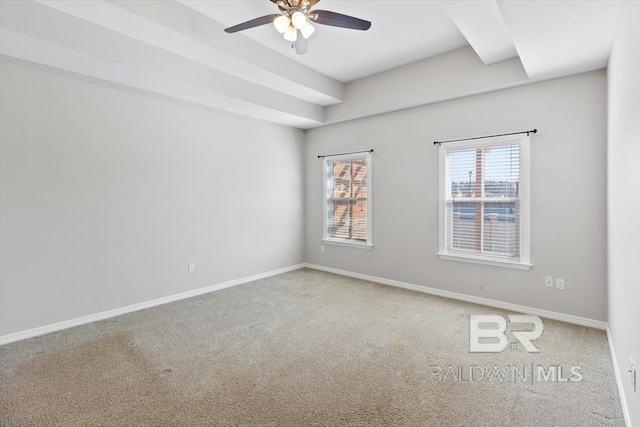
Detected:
left=443, top=141, right=523, bottom=263
left=323, top=153, right=372, bottom=247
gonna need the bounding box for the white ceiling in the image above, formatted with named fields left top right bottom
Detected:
left=0, top=0, right=622, bottom=128
left=497, top=0, right=621, bottom=80
left=181, top=0, right=470, bottom=82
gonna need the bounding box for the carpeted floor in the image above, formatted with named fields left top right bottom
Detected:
left=0, top=268, right=624, bottom=426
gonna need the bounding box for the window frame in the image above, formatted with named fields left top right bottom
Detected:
left=437, top=134, right=531, bottom=269
left=322, top=152, right=373, bottom=249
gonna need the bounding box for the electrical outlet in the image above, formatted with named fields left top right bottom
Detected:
left=321, top=245, right=324, bottom=253
left=545, top=277, right=554, bottom=288
left=188, top=263, right=195, bottom=273
left=630, top=358, right=637, bottom=392
left=556, top=278, right=565, bottom=290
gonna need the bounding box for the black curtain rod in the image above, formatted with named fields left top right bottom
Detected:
left=433, top=129, right=537, bottom=146
left=317, top=149, right=374, bottom=159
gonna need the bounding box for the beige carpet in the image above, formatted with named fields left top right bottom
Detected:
left=0, top=268, right=624, bottom=426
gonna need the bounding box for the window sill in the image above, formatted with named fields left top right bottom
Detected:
left=437, top=252, right=531, bottom=270
left=323, top=239, right=373, bottom=250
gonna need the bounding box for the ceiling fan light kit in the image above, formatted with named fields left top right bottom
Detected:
left=300, top=22, right=315, bottom=39
left=273, top=15, right=291, bottom=33
left=283, top=25, right=298, bottom=42
left=291, top=11, right=307, bottom=29
left=224, top=0, right=372, bottom=55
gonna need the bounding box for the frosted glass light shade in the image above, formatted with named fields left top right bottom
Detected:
left=274, top=15, right=291, bottom=33
left=283, top=25, right=298, bottom=42
left=300, top=22, right=315, bottom=39
left=291, top=11, right=307, bottom=29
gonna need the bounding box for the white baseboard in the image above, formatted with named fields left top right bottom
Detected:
left=607, top=326, right=632, bottom=427
left=0, top=261, right=608, bottom=337
left=303, top=263, right=608, bottom=330
left=0, top=264, right=306, bottom=345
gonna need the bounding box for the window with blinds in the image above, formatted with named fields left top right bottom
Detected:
left=439, top=135, right=531, bottom=268
left=323, top=153, right=372, bottom=247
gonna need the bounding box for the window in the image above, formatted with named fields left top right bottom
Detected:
left=323, top=152, right=372, bottom=248
left=438, top=134, right=530, bottom=269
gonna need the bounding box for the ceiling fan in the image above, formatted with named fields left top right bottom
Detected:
left=223, top=0, right=372, bottom=55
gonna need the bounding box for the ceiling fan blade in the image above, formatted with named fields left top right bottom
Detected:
left=294, top=31, right=308, bottom=55
left=224, top=14, right=280, bottom=33
left=306, top=0, right=320, bottom=7
left=311, top=10, right=371, bottom=31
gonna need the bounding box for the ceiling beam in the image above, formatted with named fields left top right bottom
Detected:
left=0, top=1, right=324, bottom=128
left=0, top=30, right=319, bottom=128
left=445, top=0, right=518, bottom=65
left=324, top=46, right=529, bottom=125
left=36, top=0, right=343, bottom=106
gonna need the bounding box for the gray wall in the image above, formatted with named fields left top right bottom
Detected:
left=607, top=1, right=640, bottom=424
left=0, top=59, right=305, bottom=336
left=0, top=56, right=614, bottom=337
left=305, top=70, right=607, bottom=321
